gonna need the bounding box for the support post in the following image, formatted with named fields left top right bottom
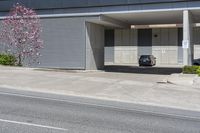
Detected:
left=183, top=10, right=193, bottom=66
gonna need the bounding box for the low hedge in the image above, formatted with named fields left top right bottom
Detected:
left=0, top=53, right=17, bottom=66
left=183, top=65, right=200, bottom=76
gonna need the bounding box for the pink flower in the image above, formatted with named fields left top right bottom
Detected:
left=0, top=3, right=43, bottom=66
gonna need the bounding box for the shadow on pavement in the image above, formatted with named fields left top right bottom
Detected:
left=104, top=65, right=182, bottom=75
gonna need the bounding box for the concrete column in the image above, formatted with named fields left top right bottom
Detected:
left=183, top=10, right=193, bottom=65
left=85, top=22, right=105, bottom=70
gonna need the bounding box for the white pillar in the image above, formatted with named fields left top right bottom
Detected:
left=183, top=10, right=193, bottom=66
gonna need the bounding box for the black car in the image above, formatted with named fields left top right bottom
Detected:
left=139, top=55, right=156, bottom=66
left=193, top=58, right=200, bottom=65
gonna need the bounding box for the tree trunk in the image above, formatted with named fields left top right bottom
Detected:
left=18, top=54, right=22, bottom=66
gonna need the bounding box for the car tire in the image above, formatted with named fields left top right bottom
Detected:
left=151, top=62, right=153, bottom=66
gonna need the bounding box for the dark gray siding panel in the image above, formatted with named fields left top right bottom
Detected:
left=100, top=0, right=128, bottom=5
left=38, top=17, right=86, bottom=69
left=138, top=29, right=152, bottom=46
left=105, top=30, right=114, bottom=47
left=0, top=0, right=198, bottom=12
left=178, top=28, right=183, bottom=46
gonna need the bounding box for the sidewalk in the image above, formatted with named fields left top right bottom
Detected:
left=0, top=66, right=200, bottom=112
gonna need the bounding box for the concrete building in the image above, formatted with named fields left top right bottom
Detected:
left=0, top=0, right=200, bottom=70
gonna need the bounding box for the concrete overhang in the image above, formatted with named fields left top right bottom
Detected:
left=87, top=9, right=200, bottom=29
left=100, top=9, right=200, bottom=26
left=104, top=10, right=183, bottom=25
left=87, top=15, right=129, bottom=28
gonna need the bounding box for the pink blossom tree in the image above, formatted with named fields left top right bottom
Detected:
left=0, top=3, right=43, bottom=66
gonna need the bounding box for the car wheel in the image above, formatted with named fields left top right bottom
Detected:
left=151, top=61, right=153, bottom=66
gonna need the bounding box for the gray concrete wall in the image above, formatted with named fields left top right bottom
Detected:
left=105, top=28, right=181, bottom=66
left=114, top=29, right=138, bottom=64
left=86, top=22, right=105, bottom=70
left=37, top=17, right=87, bottom=69
left=114, top=28, right=180, bottom=65
left=194, top=27, right=200, bottom=59
left=152, top=28, right=179, bottom=65
left=0, top=20, right=7, bottom=52
left=0, top=12, right=109, bottom=70
left=0, top=16, right=102, bottom=69
left=104, top=47, right=114, bottom=65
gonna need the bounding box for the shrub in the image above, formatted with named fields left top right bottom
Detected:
left=0, top=53, right=17, bottom=66
left=183, top=66, right=199, bottom=74
left=196, top=67, right=200, bottom=76
left=182, top=65, right=200, bottom=76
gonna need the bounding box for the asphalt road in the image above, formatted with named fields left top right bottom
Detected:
left=0, top=88, right=199, bottom=133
